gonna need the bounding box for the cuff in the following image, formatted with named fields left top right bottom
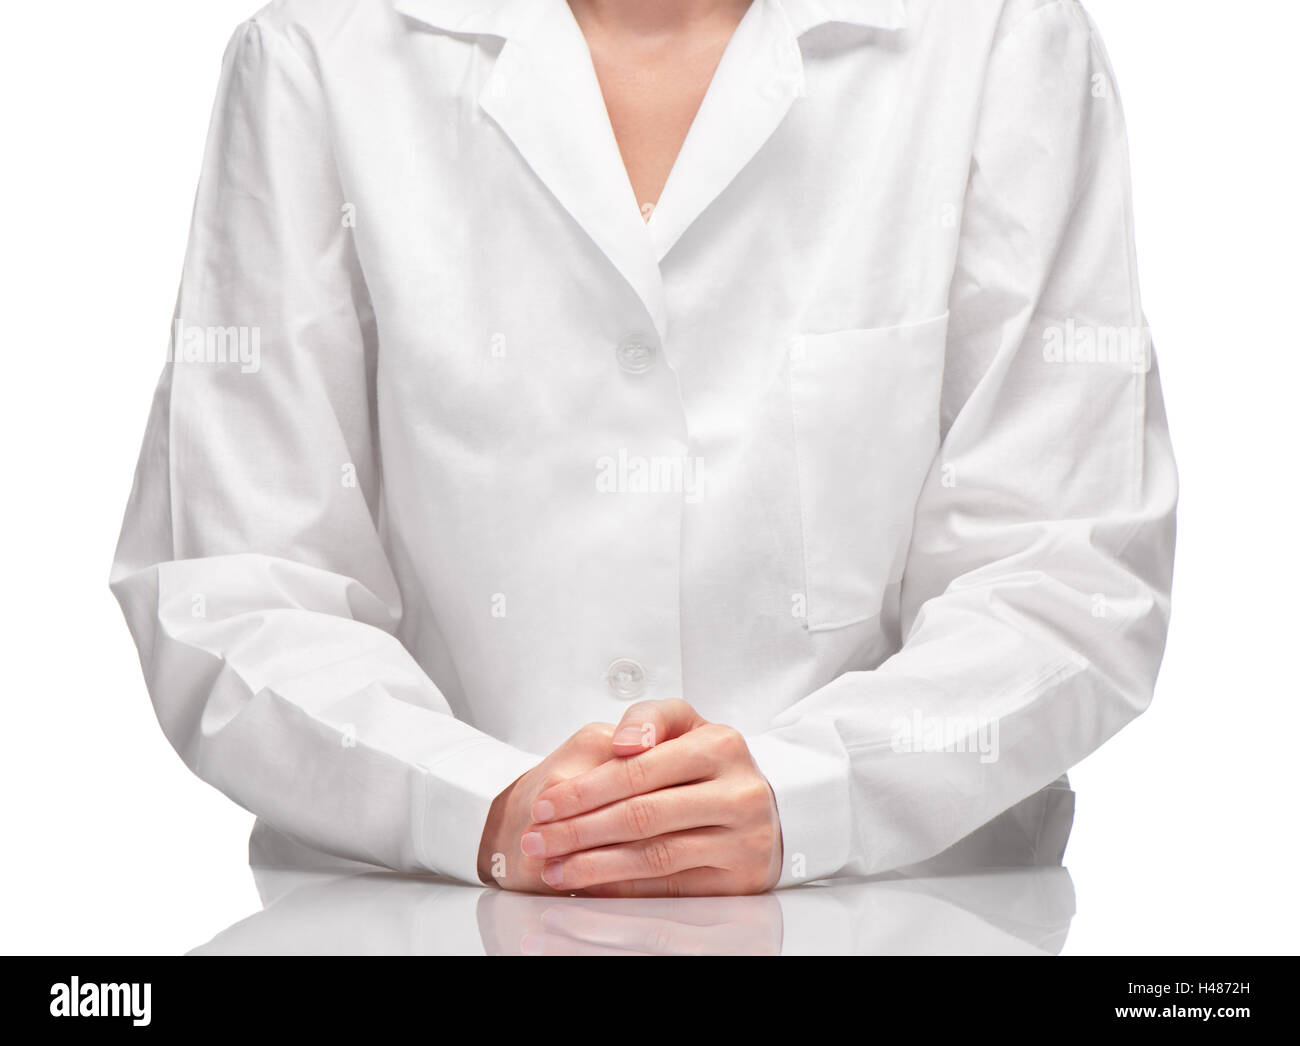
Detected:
left=418, top=739, right=540, bottom=885
left=746, top=722, right=854, bottom=887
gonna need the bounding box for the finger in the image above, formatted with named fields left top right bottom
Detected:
left=557, top=895, right=771, bottom=927
left=541, top=828, right=726, bottom=891
left=546, top=895, right=783, bottom=952
left=539, top=902, right=729, bottom=956
left=532, top=734, right=716, bottom=822
left=519, top=931, right=647, bottom=957
left=522, top=783, right=726, bottom=859
left=580, top=866, right=737, bottom=899
left=610, top=699, right=706, bottom=756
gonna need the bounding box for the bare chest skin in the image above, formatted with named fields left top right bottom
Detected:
left=568, top=0, right=753, bottom=220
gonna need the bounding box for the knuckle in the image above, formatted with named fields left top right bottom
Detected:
left=737, top=779, right=771, bottom=813
left=695, top=724, right=742, bottom=773
left=702, top=723, right=743, bottom=757
left=553, top=819, right=581, bottom=853
left=623, top=755, right=650, bottom=793
left=575, top=722, right=613, bottom=749
left=642, top=838, right=675, bottom=876
left=719, top=726, right=748, bottom=757
left=624, top=796, right=656, bottom=837
left=665, top=698, right=693, bottom=720
left=567, top=777, right=592, bottom=812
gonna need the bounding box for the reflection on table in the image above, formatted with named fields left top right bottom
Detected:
left=192, top=777, right=1077, bottom=956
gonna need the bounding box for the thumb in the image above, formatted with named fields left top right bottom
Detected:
left=611, top=699, right=706, bottom=756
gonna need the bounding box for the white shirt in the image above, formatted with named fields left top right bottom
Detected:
left=111, top=0, right=1177, bottom=887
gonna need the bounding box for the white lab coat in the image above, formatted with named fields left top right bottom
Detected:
left=111, top=0, right=1177, bottom=887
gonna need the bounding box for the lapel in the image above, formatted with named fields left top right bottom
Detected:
left=394, top=0, right=911, bottom=333
left=648, top=0, right=909, bottom=261
left=399, top=0, right=667, bottom=338
left=645, top=0, right=799, bottom=262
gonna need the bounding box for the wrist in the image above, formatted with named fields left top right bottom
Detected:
left=477, top=774, right=520, bottom=885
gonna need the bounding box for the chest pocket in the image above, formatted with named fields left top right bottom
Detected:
left=789, top=312, right=949, bottom=631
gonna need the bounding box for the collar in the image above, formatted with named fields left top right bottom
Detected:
left=388, top=0, right=911, bottom=340
left=393, top=0, right=908, bottom=39
left=393, top=0, right=534, bottom=38
left=778, top=0, right=908, bottom=35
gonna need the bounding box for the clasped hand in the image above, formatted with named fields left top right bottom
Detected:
left=477, top=700, right=783, bottom=896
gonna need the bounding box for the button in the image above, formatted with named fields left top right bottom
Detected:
left=616, top=332, right=657, bottom=374
left=606, top=658, right=646, bottom=700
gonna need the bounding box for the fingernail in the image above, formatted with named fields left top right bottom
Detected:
left=532, top=799, right=555, bottom=822
left=613, top=727, right=645, bottom=747
left=521, top=832, right=546, bottom=858
left=520, top=933, right=545, bottom=956
left=542, top=861, right=564, bottom=887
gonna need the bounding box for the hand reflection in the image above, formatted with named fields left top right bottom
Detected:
left=477, top=892, right=783, bottom=955
left=190, top=776, right=1078, bottom=955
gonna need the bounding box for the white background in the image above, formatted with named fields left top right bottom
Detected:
left=1, top=1, right=1296, bottom=954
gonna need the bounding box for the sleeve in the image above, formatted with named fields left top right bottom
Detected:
left=108, top=18, right=539, bottom=884
left=746, top=1, right=1178, bottom=885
